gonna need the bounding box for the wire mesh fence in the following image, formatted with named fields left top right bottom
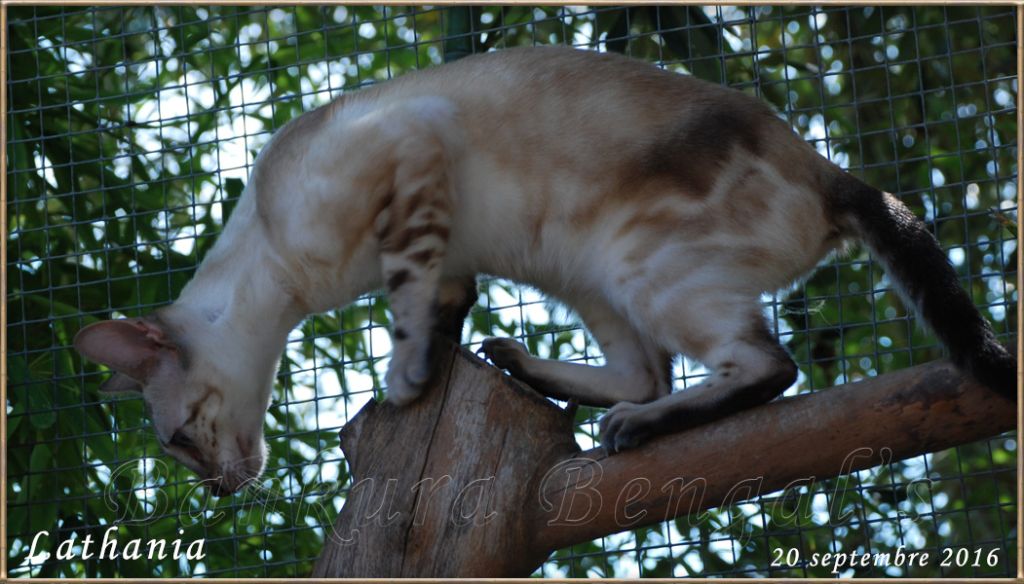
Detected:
left=5, top=4, right=1017, bottom=578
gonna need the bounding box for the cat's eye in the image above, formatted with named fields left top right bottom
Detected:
left=169, top=430, right=195, bottom=449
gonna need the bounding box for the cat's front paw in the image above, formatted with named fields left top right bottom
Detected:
left=600, top=401, right=655, bottom=454
left=385, top=368, right=426, bottom=407
left=477, top=337, right=530, bottom=377
left=385, top=350, right=433, bottom=407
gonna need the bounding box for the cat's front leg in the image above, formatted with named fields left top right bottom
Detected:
left=378, top=206, right=451, bottom=406
left=373, top=102, right=462, bottom=406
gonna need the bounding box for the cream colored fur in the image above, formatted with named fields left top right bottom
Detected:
left=75, top=46, right=853, bottom=493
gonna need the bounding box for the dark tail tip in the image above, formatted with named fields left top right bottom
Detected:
left=964, top=338, right=1018, bottom=401
left=827, top=172, right=1017, bottom=402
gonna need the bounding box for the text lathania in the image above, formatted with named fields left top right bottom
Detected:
left=27, top=526, right=205, bottom=563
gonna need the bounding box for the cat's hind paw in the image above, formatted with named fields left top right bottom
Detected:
left=599, top=401, right=655, bottom=454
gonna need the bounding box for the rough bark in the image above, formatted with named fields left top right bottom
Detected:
left=312, top=341, right=578, bottom=577
left=313, top=340, right=1016, bottom=577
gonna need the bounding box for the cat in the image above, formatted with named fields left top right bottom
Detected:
left=74, top=46, right=1017, bottom=496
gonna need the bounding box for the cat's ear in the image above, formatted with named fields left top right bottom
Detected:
left=73, top=318, right=178, bottom=384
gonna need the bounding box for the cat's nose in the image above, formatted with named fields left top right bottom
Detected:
left=208, top=466, right=253, bottom=496
left=201, top=466, right=236, bottom=496
left=209, top=480, right=238, bottom=497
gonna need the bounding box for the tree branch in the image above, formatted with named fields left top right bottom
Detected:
left=533, top=358, right=1015, bottom=552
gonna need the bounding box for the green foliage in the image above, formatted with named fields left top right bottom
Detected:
left=6, top=5, right=1016, bottom=578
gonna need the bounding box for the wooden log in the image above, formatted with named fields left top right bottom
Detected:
left=313, top=340, right=1016, bottom=577
left=312, top=341, right=579, bottom=577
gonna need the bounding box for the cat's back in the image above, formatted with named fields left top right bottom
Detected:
left=274, top=46, right=819, bottom=193
left=386, top=46, right=737, bottom=112
left=391, top=46, right=826, bottom=192
left=256, top=47, right=837, bottom=294
left=377, top=46, right=773, bottom=145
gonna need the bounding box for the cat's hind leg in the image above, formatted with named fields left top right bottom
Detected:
left=599, top=299, right=797, bottom=453
left=479, top=299, right=672, bottom=407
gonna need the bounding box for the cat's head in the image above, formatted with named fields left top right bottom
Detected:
left=73, top=315, right=271, bottom=496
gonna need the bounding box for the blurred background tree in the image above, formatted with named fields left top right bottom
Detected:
left=6, top=5, right=1017, bottom=578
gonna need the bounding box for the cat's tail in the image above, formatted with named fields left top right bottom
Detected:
left=828, top=171, right=1017, bottom=399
